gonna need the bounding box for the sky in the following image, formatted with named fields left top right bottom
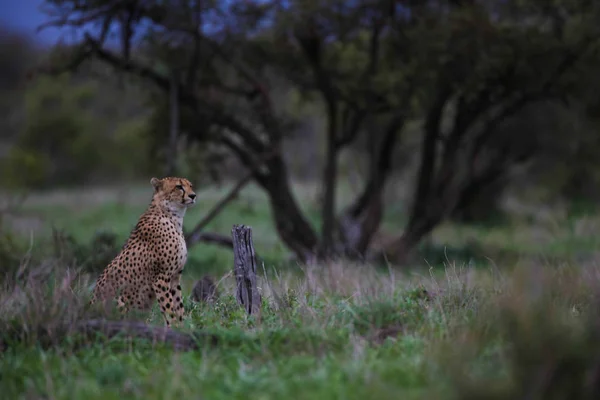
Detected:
left=0, top=0, right=66, bottom=45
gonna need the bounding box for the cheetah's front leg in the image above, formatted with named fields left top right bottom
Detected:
left=116, top=294, right=130, bottom=315
left=152, top=273, right=179, bottom=328
left=169, top=273, right=185, bottom=325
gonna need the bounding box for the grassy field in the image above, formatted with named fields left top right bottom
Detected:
left=1, top=181, right=600, bottom=399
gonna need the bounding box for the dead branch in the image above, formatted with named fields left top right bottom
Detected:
left=185, top=148, right=278, bottom=246
left=75, top=319, right=217, bottom=350
left=185, top=173, right=253, bottom=246
left=190, top=232, right=233, bottom=248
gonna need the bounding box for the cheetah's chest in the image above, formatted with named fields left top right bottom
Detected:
left=156, top=217, right=188, bottom=272
left=166, top=231, right=187, bottom=269
left=175, top=233, right=188, bottom=269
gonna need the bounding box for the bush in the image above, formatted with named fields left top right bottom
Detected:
left=0, top=147, right=49, bottom=189
left=0, top=65, right=160, bottom=189
left=2, top=73, right=107, bottom=188
left=434, top=265, right=600, bottom=400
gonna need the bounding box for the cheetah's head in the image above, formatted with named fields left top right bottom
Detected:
left=151, top=176, right=197, bottom=210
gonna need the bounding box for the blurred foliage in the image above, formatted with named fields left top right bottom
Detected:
left=14, top=73, right=105, bottom=187
left=0, top=35, right=224, bottom=190
left=0, top=217, right=119, bottom=282
left=50, top=228, right=120, bottom=275
left=0, top=27, right=36, bottom=143
left=438, top=265, right=600, bottom=400
left=0, top=227, right=23, bottom=282
left=0, top=55, right=154, bottom=189
left=1, top=0, right=600, bottom=259
left=108, top=117, right=153, bottom=181
left=0, top=147, right=48, bottom=190
left=143, top=93, right=219, bottom=184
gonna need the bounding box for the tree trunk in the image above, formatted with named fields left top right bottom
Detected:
left=410, top=86, right=450, bottom=224
left=382, top=231, right=420, bottom=266
left=337, top=116, right=403, bottom=258
left=320, top=107, right=339, bottom=257
left=166, top=69, right=179, bottom=176
left=261, top=156, right=319, bottom=263
left=338, top=193, right=384, bottom=258
left=378, top=217, right=438, bottom=266
left=371, top=87, right=450, bottom=266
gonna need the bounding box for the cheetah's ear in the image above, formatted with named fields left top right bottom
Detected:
left=150, top=177, right=161, bottom=192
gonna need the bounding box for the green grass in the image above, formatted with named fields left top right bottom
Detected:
left=4, top=184, right=295, bottom=279
left=1, top=339, right=427, bottom=400
left=3, top=257, right=600, bottom=400
left=2, top=182, right=600, bottom=399
left=9, top=180, right=600, bottom=275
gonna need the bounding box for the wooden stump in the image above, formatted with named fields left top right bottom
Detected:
left=231, top=224, right=261, bottom=317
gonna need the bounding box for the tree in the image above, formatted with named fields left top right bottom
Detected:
left=257, top=0, right=412, bottom=257
left=377, top=0, right=600, bottom=263
left=36, top=0, right=600, bottom=265
left=37, top=0, right=407, bottom=262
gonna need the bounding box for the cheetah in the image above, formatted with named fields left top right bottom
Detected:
left=90, top=176, right=197, bottom=327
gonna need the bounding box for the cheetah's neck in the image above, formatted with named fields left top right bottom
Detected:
left=148, top=200, right=187, bottom=232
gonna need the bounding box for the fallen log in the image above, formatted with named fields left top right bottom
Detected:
left=0, top=319, right=221, bottom=352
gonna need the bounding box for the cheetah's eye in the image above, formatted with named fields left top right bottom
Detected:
left=176, top=184, right=184, bottom=191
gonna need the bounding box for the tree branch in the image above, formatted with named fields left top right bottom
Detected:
left=218, top=135, right=272, bottom=185
left=34, top=43, right=93, bottom=76
left=84, top=33, right=191, bottom=100
left=83, top=33, right=270, bottom=156
left=186, top=0, right=203, bottom=87
left=335, top=6, right=391, bottom=149
left=294, top=26, right=338, bottom=126
left=337, top=106, right=366, bottom=148
left=433, top=36, right=593, bottom=204
left=185, top=169, right=256, bottom=246
left=408, top=82, right=452, bottom=226
left=338, top=114, right=404, bottom=256
left=37, top=1, right=123, bottom=32
left=345, top=114, right=404, bottom=219
left=189, top=232, right=234, bottom=249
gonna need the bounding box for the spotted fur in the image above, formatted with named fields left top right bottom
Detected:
left=90, top=176, right=197, bottom=327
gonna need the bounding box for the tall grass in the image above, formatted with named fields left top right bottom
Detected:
left=2, top=183, right=600, bottom=399
left=1, top=248, right=600, bottom=399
